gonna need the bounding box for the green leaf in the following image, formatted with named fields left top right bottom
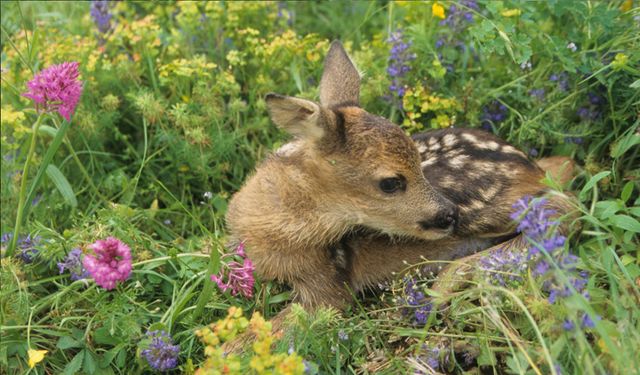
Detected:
left=579, top=171, right=611, bottom=201
left=22, top=118, right=72, bottom=218
left=63, top=350, right=84, bottom=375
left=611, top=131, right=640, bottom=158
left=56, top=336, right=83, bottom=350
left=46, top=164, right=78, bottom=207
left=609, top=215, right=640, bottom=233
left=93, top=327, right=122, bottom=346
left=630, top=79, right=640, bottom=89
left=84, top=350, right=97, bottom=374
left=37, top=125, right=58, bottom=138
left=621, top=181, right=634, bottom=203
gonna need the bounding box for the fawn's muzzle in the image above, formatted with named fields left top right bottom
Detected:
left=418, top=207, right=458, bottom=231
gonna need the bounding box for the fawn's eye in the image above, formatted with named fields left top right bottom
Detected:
left=379, top=176, right=407, bottom=194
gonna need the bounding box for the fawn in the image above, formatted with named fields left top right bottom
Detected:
left=225, top=41, right=575, bottom=333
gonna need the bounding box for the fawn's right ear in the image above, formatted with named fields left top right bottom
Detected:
left=265, top=93, right=325, bottom=140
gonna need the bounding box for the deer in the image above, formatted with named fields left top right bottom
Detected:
left=223, top=41, right=575, bottom=350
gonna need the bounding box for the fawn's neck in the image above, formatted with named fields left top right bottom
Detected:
left=227, top=155, right=351, bottom=252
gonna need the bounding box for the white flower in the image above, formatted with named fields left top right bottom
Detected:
left=566, top=42, right=577, bottom=52
left=203, top=191, right=213, bottom=200
left=520, top=61, right=532, bottom=70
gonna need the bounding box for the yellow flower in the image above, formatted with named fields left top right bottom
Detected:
left=432, top=2, right=446, bottom=19
left=611, top=53, right=629, bottom=70
left=620, top=0, right=633, bottom=12
left=28, top=349, right=48, bottom=368
left=501, top=9, right=522, bottom=17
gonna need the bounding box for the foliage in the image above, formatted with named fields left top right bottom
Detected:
left=1, top=1, right=639, bottom=374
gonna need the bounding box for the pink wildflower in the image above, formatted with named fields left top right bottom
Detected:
left=211, top=242, right=255, bottom=298
left=83, top=237, right=132, bottom=290
left=22, top=61, right=83, bottom=121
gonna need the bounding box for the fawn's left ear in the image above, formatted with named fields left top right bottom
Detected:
left=319, top=40, right=361, bottom=108
left=265, top=93, right=325, bottom=140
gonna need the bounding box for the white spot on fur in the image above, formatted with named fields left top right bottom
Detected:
left=440, top=175, right=456, bottom=188
left=479, top=184, right=501, bottom=200
left=461, top=133, right=479, bottom=143
left=449, top=154, right=469, bottom=167
left=416, top=143, right=427, bottom=153
left=428, top=137, right=437, bottom=146
left=475, top=141, right=500, bottom=151
left=428, top=142, right=441, bottom=151
left=421, top=158, right=437, bottom=168
left=443, top=134, right=458, bottom=147
left=502, top=145, right=525, bottom=156
left=276, top=141, right=302, bottom=157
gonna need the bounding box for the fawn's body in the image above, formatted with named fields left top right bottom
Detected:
left=226, top=41, right=574, bottom=316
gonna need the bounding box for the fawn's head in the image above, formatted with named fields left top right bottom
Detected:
left=265, top=41, right=457, bottom=240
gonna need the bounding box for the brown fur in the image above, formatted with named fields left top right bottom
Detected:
left=223, top=41, right=577, bottom=352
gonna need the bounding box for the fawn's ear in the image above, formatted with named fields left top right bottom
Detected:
left=319, top=40, right=361, bottom=107
left=265, top=93, right=324, bottom=140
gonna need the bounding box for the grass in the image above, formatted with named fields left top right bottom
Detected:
left=1, top=1, right=639, bottom=374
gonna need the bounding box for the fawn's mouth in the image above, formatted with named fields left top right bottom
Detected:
left=414, top=224, right=455, bottom=240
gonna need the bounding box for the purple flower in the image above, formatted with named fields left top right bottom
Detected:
left=549, top=72, right=570, bottom=91
left=399, top=276, right=433, bottom=326
left=529, top=88, right=546, bottom=100
left=386, top=30, right=416, bottom=100
left=581, top=313, right=599, bottom=328
left=565, top=136, right=584, bottom=145
left=58, top=248, right=90, bottom=281
left=413, top=345, right=442, bottom=372
left=480, top=100, right=509, bottom=131
left=22, top=61, right=83, bottom=121
left=439, top=0, right=479, bottom=32
left=562, top=319, right=575, bottom=331
left=1, top=233, right=41, bottom=263
left=141, top=330, right=180, bottom=371
left=211, top=242, right=255, bottom=298
left=90, top=0, right=112, bottom=34
left=480, top=246, right=528, bottom=286
left=82, top=237, right=133, bottom=290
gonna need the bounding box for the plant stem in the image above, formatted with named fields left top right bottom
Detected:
left=6, top=113, right=45, bottom=258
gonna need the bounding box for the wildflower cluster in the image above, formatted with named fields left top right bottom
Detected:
left=90, top=0, right=113, bottom=34
left=82, top=237, right=133, bottom=290
left=401, top=85, right=462, bottom=130
left=439, top=1, right=478, bottom=35
left=57, top=248, right=89, bottom=281
left=1, top=233, right=40, bottom=263
left=480, top=100, right=508, bottom=132
left=211, top=242, right=255, bottom=298
left=195, top=307, right=306, bottom=374
left=386, top=30, right=416, bottom=100
left=396, top=276, right=433, bottom=326
left=479, top=245, right=527, bottom=287
left=22, top=61, right=83, bottom=122
left=141, top=330, right=180, bottom=372
left=481, top=196, right=596, bottom=330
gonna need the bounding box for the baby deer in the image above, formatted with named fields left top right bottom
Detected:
left=226, top=41, right=574, bottom=318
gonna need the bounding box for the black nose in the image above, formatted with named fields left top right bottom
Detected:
left=419, top=208, right=458, bottom=230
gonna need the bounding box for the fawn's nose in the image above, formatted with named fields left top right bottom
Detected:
left=419, top=207, right=458, bottom=231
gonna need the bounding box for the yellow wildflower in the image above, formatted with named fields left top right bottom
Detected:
left=620, top=0, right=633, bottom=12
left=432, top=2, right=446, bottom=19
left=501, top=9, right=522, bottom=17
left=28, top=349, right=48, bottom=368
left=611, top=53, right=629, bottom=70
